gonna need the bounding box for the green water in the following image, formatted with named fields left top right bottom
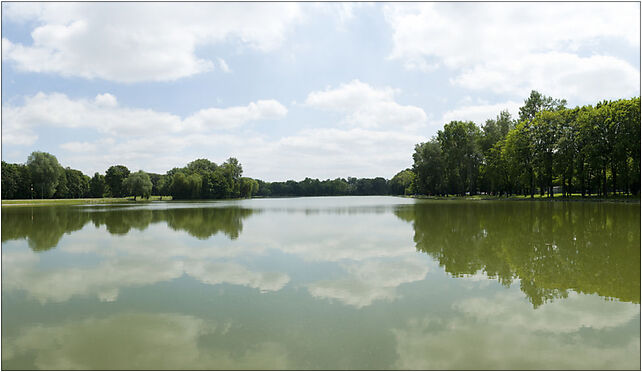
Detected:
left=1, top=196, right=640, bottom=370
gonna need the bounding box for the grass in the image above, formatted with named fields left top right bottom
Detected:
left=409, top=192, right=640, bottom=203
left=1, top=195, right=173, bottom=206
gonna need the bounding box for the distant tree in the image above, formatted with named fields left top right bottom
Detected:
left=64, top=168, right=90, bottom=198
left=503, top=122, right=535, bottom=197
left=239, top=177, right=259, bottom=198
left=518, top=90, right=567, bottom=123
left=437, top=121, right=482, bottom=195
left=390, top=169, right=416, bottom=195
left=187, top=158, right=218, bottom=174
left=122, top=171, right=152, bottom=200
left=412, top=140, right=445, bottom=195
left=27, top=151, right=64, bottom=198
left=169, top=171, right=202, bottom=199
left=1, top=161, right=19, bottom=199
left=90, top=172, right=106, bottom=198
left=105, top=165, right=130, bottom=197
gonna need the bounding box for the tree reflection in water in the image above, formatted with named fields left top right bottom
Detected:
left=395, top=201, right=640, bottom=307
left=1, top=205, right=255, bottom=251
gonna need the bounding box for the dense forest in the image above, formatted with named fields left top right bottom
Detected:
left=2, top=91, right=639, bottom=200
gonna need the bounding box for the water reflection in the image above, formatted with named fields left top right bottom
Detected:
left=1, top=205, right=255, bottom=251
left=1, top=198, right=639, bottom=369
left=2, top=312, right=290, bottom=370
left=393, top=291, right=639, bottom=370
left=308, top=258, right=428, bottom=308
left=395, top=201, right=641, bottom=307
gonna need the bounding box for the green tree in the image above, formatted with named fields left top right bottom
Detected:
left=437, top=121, right=482, bottom=195
left=412, top=140, right=445, bottom=195
left=390, top=169, right=415, bottom=195
left=64, top=168, right=90, bottom=198
left=122, top=171, right=153, bottom=200
left=89, top=172, right=106, bottom=198
left=518, top=90, right=567, bottom=123
left=502, top=122, right=534, bottom=197
left=2, top=161, right=19, bottom=199
left=27, top=151, right=64, bottom=198
left=105, top=165, right=130, bottom=197
left=239, top=177, right=259, bottom=198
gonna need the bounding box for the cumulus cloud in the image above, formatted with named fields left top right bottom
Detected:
left=384, top=2, right=640, bottom=103
left=2, top=2, right=302, bottom=82
left=2, top=247, right=289, bottom=303
left=185, top=100, right=288, bottom=131
left=308, top=258, right=429, bottom=308
left=1, top=313, right=290, bottom=370
left=2, top=92, right=287, bottom=145
left=392, top=290, right=640, bottom=370
left=2, top=80, right=424, bottom=179
left=304, top=80, right=427, bottom=130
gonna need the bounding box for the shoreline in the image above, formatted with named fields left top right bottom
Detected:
left=2, top=194, right=639, bottom=207
left=406, top=194, right=641, bottom=203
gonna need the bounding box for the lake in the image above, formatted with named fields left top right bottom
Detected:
left=1, top=196, right=640, bottom=370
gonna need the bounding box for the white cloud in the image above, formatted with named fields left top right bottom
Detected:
left=2, top=246, right=289, bottom=304
left=2, top=92, right=287, bottom=146
left=393, top=290, right=641, bottom=370
left=2, top=2, right=302, bottom=82
left=308, top=257, right=429, bottom=308
left=304, top=80, right=427, bottom=130
left=455, top=291, right=639, bottom=334
left=384, top=2, right=640, bottom=103
left=452, top=53, right=640, bottom=103
left=94, top=93, right=117, bottom=107
left=185, top=100, right=287, bottom=131
left=2, top=84, right=421, bottom=180
left=2, top=313, right=290, bottom=370
left=186, top=261, right=290, bottom=293
left=441, top=101, right=521, bottom=125
left=217, top=58, right=231, bottom=73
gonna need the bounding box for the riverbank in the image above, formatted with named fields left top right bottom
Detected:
left=1, top=196, right=172, bottom=206
left=408, top=193, right=640, bottom=203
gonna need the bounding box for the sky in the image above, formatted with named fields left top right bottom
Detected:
left=1, top=2, right=640, bottom=181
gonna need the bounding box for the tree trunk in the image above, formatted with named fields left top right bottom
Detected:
left=612, top=161, right=617, bottom=196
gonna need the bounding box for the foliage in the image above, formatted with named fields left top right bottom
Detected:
left=122, top=171, right=153, bottom=200
left=390, top=169, right=416, bottom=195
left=412, top=93, right=641, bottom=197
left=105, top=165, right=131, bottom=197
left=90, top=173, right=107, bottom=198
left=27, top=151, right=64, bottom=198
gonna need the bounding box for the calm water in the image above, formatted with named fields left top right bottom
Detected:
left=1, top=196, right=640, bottom=370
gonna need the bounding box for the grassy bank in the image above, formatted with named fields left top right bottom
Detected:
left=408, top=193, right=640, bottom=203
left=1, top=196, right=172, bottom=206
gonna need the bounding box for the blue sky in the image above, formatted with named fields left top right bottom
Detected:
left=2, top=2, right=640, bottom=181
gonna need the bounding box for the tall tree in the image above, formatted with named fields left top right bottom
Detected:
left=27, top=151, right=64, bottom=198
left=518, top=90, right=567, bottom=123
left=412, top=140, right=445, bottom=195
left=122, top=171, right=153, bottom=200
left=90, top=172, right=107, bottom=198
left=390, top=169, right=416, bottom=195
left=105, top=165, right=130, bottom=197
left=437, top=121, right=482, bottom=195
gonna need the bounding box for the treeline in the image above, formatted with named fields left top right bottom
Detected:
left=412, top=92, right=640, bottom=197
left=1, top=153, right=256, bottom=200
left=2, top=151, right=415, bottom=200
left=253, top=176, right=410, bottom=197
